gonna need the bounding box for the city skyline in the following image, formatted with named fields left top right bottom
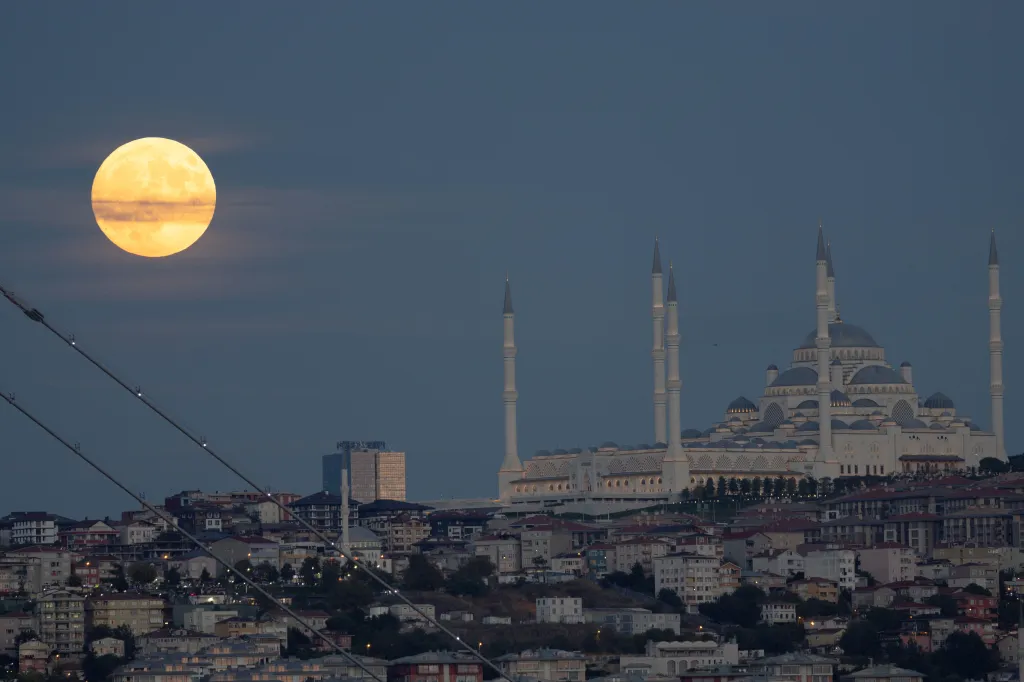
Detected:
left=1, top=3, right=1022, bottom=516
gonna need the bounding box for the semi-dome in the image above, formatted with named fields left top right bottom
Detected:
left=800, top=322, right=880, bottom=349
left=900, top=361, right=912, bottom=367
left=681, top=429, right=703, bottom=439
left=568, top=447, right=583, bottom=454
left=968, top=422, right=982, bottom=432
left=849, top=365, right=907, bottom=385
left=831, top=390, right=852, bottom=407
left=852, top=398, right=880, bottom=407
left=798, top=438, right=819, bottom=446
left=831, top=419, right=850, bottom=429
left=796, top=421, right=819, bottom=432
left=772, top=367, right=819, bottom=387
left=902, top=418, right=928, bottom=429
left=654, top=441, right=668, bottom=448
left=727, top=396, right=758, bottom=413
left=923, top=392, right=955, bottom=409
left=849, top=419, right=877, bottom=430
left=599, top=441, right=618, bottom=449
left=535, top=449, right=552, bottom=457
left=796, top=400, right=818, bottom=409
left=748, top=422, right=773, bottom=433
left=928, top=422, right=947, bottom=430
left=767, top=364, right=779, bottom=370
left=553, top=448, right=568, bottom=455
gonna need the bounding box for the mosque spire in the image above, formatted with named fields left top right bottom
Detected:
left=663, top=261, right=688, bottom=493
left=814, top=225, right=834, bottom=463
left=667, top=263, right=677, bottom=302
left=826, top=239, right=837, bottom=323
left=988, top=230, right=1006, bottom=460
left=651, top=239, right=667, bottom=445
left=498, top=276, right=523, bottom=500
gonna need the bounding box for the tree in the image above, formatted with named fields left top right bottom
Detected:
left=199, top=567, right=212, bottom=583
left=128, top=562, right=157, bottom=585
left=806, top=477, right=818, bottom=496
left=728, top=478, right=739, bottom=494
left=657, top=588, right=683, bottom=610
left=233, top=559, right=253, bottom=576
left=319, top=559, right=342, bottom=589
left=164, top=567, right=181, bottom=587
left=253, top=563, right=279, bottom=583
left=448, top=556, right=494, bottom=597
left=403, top=555, right=444, bottom=591
left=300, top=557, right=320, bottom=585
left=979, top=457, right=1009, bottom=474
left=67, top=574, right=83, bottom=587
left=796, top=598, right=838, bottom=620
left=698, top=585, right=765, bottom=628
left=775, top=476, right=787, bottom=497
left=784, top=478, right=796, bottom=497
left=762, top=478, right=774, bottom=497
left=280, top=563, right=295, bottom=582
left=14, top=630, right=38, bottom=646
left=934, top=631, right=999, bottom=679
left=704, top=479, right=715, bottom=498
left=717, top=477, right=727, bottom=499
left=740, top=479, right=751, bottom=495
left=962, top=582, right=991, bottom=596
left=925, top=593, right=958, bottom=617
left=83, top=654, right=123, bottom=682
left=797, top=479, right=810, bottom=497
left=839, top=620, right=880, bottom=657
left=109, top=564, right=129, bottom=592
left=751, top=477, right=762, bottom=497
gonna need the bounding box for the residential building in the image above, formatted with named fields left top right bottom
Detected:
left=790, top=578, right=839, bottom=603
left=324, top=441, right=407, bottom=502
left=86, top=593, right=166, bottom=635
left=58, top=520, right=119, bottom=550
left=182, top=607, right=239, bottom=634
left=719, top=562, right=741, bottom=594
left=653, top=553, right=721, bottom=613
left=883, top=514, right=940, bottom=556
left=91, top=637, right=126, bottom=658
left=135, top=628, right=219, bottom=655
left=288, top=492, right=352, bottom=534
left=428, top=510, right=494, bottom=542
left=852, top=586, right=896, bottom=610
left=613, top=538, right=671, bottom=574
left=37, top=588, right=85, bottom=653
left=495, top=649, right=586, bottom=682
left=950, top=591, right=998, bottom=619
left=387, top=513, right=432, bottom=554
left=0, top=612, right=34, bottom=655
left=843, top=665, right=924, bottom=682
left=948, top=563, right=998, bottom=592
left=620, top=639, right=740, bottom=676
left=583, top=608, right=680, bottom=635
left=536, top=597, right=582, bottom=625
left=472, top=535, right=521, bottom=575
left=857, top=545, right=917, bottom=584
left=388, top=651, right=483, bottom=682
left=18, top=640, right=49, bottom=674
left=751, top=549, right=804, bottom=578
left=750, top=653, right=836, bottom=682
left=167, top=550, right=218, bottom=580
left=521, top=526, right=573, bottom=568
left=761, top=602, right=797, bottom=625
left=5, top=546, right=73, bottom=593
left=723, top=531, right=773, bottom=570
left=550, top=552, right=585, bottom=576
left=9, top=513, right=62, bottom=546
left=120, top=522, right=158, bottom=545
left=585, top=544, right=616, bottom=579
left=801, top=546, right=856, bottom=591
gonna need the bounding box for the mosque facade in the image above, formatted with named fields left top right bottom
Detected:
left=497, top=230, right=1008, bottom=507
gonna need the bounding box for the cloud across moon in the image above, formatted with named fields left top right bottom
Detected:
left=91, top=137, right=216, bottom=257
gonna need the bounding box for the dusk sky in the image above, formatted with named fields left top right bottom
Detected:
left=1, top=3, right=1021, bottom=517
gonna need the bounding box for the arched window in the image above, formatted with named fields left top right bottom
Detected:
left=892, top=399, right=914, bottom=426
left=667, top=661, right=676, bottom=675
left=764, top=403, right=785, bottom=428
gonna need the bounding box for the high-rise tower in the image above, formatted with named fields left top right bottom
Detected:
left=498, top=277, right=524, bottom=499
left=651, top=239, right=668, bottom=444
left=815, top=226, right=834, bottom=461
left=989, top=230, right=1006, bottom=460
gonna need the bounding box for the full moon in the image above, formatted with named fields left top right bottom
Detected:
left=91, top=137, right=216, bottom=257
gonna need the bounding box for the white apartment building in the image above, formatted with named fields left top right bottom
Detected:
left=11, top=514, right=60, bottom=546
left=183, top=608, right=239, bottom=634
left=536, top=597, right=583, bottom=624
left=761, top=602, right=798, bottom=625
left=37, top=588, right=86, bottom=653
left=751, top=549, right=804, bottom=578
left=521, top=527, right=572, bottom=568
left=653, top=553, right=721, bottom=613
left=857, top=545, right=917, bottom=584
left=620, top=639, right=739, bottom=675
left=612, top=538, right=672, bottom=574
left=583, top=608, right=680, bottom=635
left=802, top=547, right=856, bottom=591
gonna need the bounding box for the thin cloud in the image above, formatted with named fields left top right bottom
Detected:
left=23, top=132, right=262, bottom=171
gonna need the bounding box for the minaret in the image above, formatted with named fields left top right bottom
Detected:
left=498, top=277, right=524, bottom=500
left=815, top=227, right=834, bottom=460
left=652, top=239, right=668, bottom=444
left=341, top=469, right=351, bottom=557
left=826, top=240, right=837, bottom=323
left=989, top=230, right=1006, bottom=460
left=662, top=264, right=689, bottom=493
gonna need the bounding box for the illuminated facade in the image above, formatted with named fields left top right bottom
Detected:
left=322, top=441, right=406, bottom=502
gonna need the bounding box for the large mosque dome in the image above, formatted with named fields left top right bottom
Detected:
left=800, top=322, right=879, bottom=349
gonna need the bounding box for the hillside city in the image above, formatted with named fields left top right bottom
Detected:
left=3, top=458, right=1024, bottom=682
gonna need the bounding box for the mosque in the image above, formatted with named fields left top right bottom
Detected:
left=497, top=229, right=1008, bottom=509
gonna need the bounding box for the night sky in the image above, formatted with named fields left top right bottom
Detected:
left=1, top=3, right=1021, bottom=517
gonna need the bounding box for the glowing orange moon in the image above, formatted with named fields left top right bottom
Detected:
left=91, top=137, right=216, bottom=257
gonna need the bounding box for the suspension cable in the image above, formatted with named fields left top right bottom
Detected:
left=0, top=390, right=385, bottom=682
left=0, top=285, right=511, bottom=681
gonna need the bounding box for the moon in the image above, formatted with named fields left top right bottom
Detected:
left=91, top=137, right=216, bottom=258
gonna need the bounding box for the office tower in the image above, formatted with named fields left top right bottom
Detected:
left=321, top=441, right=406, bottom=502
